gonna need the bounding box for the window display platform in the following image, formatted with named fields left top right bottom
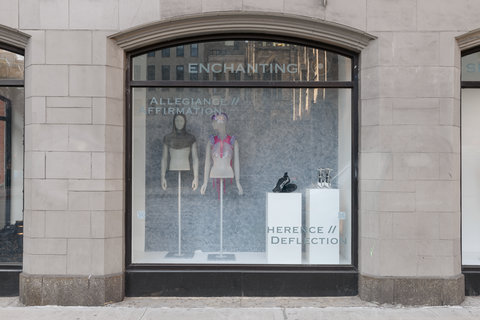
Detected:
left=306, top=189, right=340, bottom=264
left=266, top=193, right=302, bottom=264
left=133, top=250, right=352, bottom=265
left=134, top=250, right=268, bottom=264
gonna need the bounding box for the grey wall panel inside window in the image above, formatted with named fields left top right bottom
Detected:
left=462, top=50, right=480, bottom=266
left=462, top=88, right=480, bottom=266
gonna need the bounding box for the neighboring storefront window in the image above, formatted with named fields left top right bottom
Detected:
left=129, top=40, right=355, bottom=265
left=462, top=50, right=480, bottom=266
left=0, top=47, right=24, bottom=264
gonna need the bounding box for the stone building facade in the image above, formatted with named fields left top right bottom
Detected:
left=0, top=0, right=479, bottom=306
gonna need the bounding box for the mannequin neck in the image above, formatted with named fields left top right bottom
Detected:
left=216, top=127, right=227, bottom=139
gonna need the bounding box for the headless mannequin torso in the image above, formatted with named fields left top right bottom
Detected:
left=201, top=113, right=243, bottom=195
left=209, top=135, right=235, bottom=178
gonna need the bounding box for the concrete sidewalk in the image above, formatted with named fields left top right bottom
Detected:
left=1, top=296, right=480, bottom=319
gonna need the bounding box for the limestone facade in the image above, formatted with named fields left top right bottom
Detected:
left=0, top=0, right=478, bottom=305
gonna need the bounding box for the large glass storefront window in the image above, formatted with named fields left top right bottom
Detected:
left=130, top=40, right=355, bottom=265
left=462, top=50, right=480, bottom=266
left=0, top=48, right=24, bottom=264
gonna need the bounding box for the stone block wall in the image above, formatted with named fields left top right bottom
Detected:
left=0, top=0, right=477, bottom=305
left=6, top=0, right=125, bottom=305
left=358, top=0, right=471, bottom=305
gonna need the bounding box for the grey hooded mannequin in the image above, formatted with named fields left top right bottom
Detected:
left=161, top=114, right=199, bottom=190
left=200, top=113, right=243, bottom=195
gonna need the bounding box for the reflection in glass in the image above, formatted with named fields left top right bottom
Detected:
left=147, top=65, right=155, bottom=81
left=0, top=49, right=24, bottom=80
left=161, top=65, right=170, bottom=81
left=462, top=52, right=480, bottom=81
left=132, top=41, right=352, bottom=82
left=176, top=45, right=184, bottom=57
left=190, top=44, right=198, bottom=57
left=131, top=87, right=352, bottom=265
left=161, top=48, right=170, bottom=57
left=176, top=65, right=184, bottom=80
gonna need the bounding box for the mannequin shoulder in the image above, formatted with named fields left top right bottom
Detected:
left=209, top=135, right=216, bottom=145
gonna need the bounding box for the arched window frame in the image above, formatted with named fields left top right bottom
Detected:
left=112, top=12, right=376, bottom=297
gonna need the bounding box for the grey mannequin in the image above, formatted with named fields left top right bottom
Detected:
left=161, top=114, right=199, bottom=190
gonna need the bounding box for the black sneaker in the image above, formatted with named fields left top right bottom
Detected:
left=282, top=183, right=297, bottom=193
left=273, top=172, right=290, bottom=192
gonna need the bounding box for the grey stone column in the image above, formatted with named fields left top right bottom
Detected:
left=19, top=2, right=126, bottom=305
left=358, top=8, right=464, bottom=305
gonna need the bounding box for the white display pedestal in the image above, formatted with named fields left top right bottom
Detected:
left=306, top=189, right=340, bottom=264
left=266, top=193, right=302, bottom=264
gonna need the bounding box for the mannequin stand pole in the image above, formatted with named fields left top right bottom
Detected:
left=208, top=178, right=234, bottom=261
left=165, top=171, right=193, bottom=259
left=178, top=171, right=182, bottom=256
left=220, top=178, right=223, bottom=255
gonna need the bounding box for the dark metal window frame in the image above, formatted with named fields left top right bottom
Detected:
left=125, top=34, right=359, bottom=296
left=0, top=43, right=24, bottom=296
left=461, top=46, right=480, bottom=296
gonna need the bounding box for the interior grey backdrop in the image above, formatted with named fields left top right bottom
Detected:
left=142, top=87, right=341, bottom=254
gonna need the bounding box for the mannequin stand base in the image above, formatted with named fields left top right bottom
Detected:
left=165, top=252, right=194, bottom=259
left=208, top=253, right=235, bottom=261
